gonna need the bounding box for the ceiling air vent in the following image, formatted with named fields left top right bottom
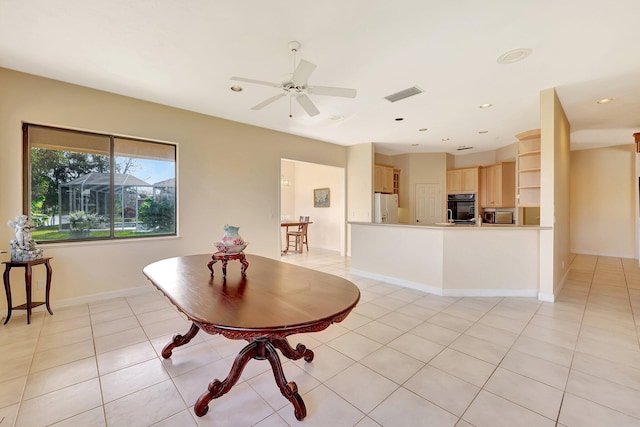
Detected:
left=384, top=86, right=423, bottom=102
left=456, top=146, right=474, bottom=151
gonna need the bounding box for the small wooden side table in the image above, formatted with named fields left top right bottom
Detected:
left=3, top=257, right=53, bottom=324
left=207, top=252, right=249, bottom=277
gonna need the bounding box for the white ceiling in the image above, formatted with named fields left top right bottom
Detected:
left=1, top=0, right=639, bottom=155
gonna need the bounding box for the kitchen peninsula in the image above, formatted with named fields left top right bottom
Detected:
left=350, top=222, right=550, bottom=298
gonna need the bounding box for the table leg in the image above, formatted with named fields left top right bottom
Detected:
left=239, top=256, right=249, bottom=276
left=161, top=323, right=200, bottom=358
left=265, top=340, right=307, bottom=420
left=194, top=338, right=306, bottom=420
left=44, top=259, right=53, bottom=316
left=221, top=259, right=228, bottom=277
left=3, top=265, right=12, bottom=325
left=271, top=337, right=314, bottom=362
left=25, top=265, right=32, bottom=324
left=207, top=258, right=217, bottom=276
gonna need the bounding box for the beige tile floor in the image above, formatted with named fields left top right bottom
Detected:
left=2, top=250, right=640, bottom=426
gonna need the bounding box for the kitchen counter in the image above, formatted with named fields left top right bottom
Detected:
left=350, top=221, right=547, bottom=229
left=349, top=222, right=549, bottom=298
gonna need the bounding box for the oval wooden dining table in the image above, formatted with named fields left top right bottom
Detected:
left=143, top=253, right=360, bottom=421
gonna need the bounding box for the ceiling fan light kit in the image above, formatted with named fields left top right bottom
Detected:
left=230, top=41, right=357, bottom=117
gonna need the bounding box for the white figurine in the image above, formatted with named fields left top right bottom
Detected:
left=8, top=214, right=35, bottom=249
left=7, top=214, right=42, bottom=261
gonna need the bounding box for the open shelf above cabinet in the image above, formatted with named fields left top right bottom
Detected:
left=516, top=129, right=541, bottom=208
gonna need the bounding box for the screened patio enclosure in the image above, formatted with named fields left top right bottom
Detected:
left=58, top=172, right=152, bottom=230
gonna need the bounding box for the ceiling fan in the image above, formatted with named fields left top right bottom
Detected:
left=231, top=41, right=357, bottom=117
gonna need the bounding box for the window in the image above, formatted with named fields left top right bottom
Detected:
left=24, top=123, right=177, bottom=242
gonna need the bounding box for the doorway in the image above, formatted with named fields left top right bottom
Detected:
left=280, top=159, right=346, bottom=255
left=415, top=183, right=442, bottom=224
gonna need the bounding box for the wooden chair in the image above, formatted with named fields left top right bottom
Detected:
left=286, top=216, right=309, bottom=253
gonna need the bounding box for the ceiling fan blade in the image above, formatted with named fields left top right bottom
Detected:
left=308, top=86, right=357, bottom=98
left=296, top=94, right=320, bottom=117
left=292, top=59, right=317, bottom=84
left=251, top=93, right=286, bottom=110
left=231, top=76, right=280, bottom=88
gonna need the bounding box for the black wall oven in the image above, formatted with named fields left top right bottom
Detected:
left=447, top=194, right=476, bottom=223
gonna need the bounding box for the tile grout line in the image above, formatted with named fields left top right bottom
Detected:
left=552, top=254, right=596, bottom=426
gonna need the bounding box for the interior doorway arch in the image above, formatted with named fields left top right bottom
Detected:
left=280, top=159, right=346, bottom=255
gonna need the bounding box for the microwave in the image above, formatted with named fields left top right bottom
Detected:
left=483, top=211, right=513, bottom=224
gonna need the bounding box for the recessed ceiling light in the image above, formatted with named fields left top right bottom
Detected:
left=478, top=130, right=489, bottom=134
left=597, top=98, right=613, bottom=104
left=418, top=128, right=428, bottom=132
left=479, top=103, right=492, bottom=109
left=497, top=48, right=532, bottom=64
left=230, top=86, right=243, bottom=92
left=395, top=117, right=404, bottom=121
left=441, top=137, right=450, bottom=142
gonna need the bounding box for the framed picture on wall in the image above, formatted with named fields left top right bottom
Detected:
left=314, top=188, right=330, bottom=208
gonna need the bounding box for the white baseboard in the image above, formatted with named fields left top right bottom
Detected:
left=570, top=249, right=635, bottom=259
left=350, top=268, right=538, bottom=298
left=53, top=285, right=155, bottom=309
left=538, top=292, right=555, bottom=302
left=443, top=288, right=539, bottom=298
left=350, top=268, right=444, bottom=295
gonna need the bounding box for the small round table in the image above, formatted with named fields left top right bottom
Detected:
left=3, top=257, right=53, bottom=324
left=207, top=252, right=249, bottom=277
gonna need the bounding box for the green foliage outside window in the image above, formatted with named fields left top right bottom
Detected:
left=138, top=197, right=175, bottom=232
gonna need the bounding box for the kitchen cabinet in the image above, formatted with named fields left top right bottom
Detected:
left=480, top=162, right=515, bottom=208
left=374, top=164, right=394, bottom=193
left=516, top=129, right=541, bottom=207
left=447, top=167, right=478, bottom=194
left=479, top=167, right=487, bottom=207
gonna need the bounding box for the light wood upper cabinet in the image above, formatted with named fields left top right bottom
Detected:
left=447, top=167, right=479, bottom=194
left=447, top=170, right=462, bottom=194
left=481, top=162, right=516, bottom=208
left=461, top=168, right=478, bottom=193
left=374, top=164, right=394, bottom=193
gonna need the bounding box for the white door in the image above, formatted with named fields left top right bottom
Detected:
left=415, top=183, right=441, bottom=224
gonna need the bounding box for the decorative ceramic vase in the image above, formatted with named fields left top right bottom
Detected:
left=216, top=224, right=248, bottom=254
left=221, top=224, right=245, bottom=246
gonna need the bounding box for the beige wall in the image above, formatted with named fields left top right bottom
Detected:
left=280, top=160, right=296, bottom=220
left=571, top=145, right=636, bottom=257
left=452, top=143, right=517, bottom=168
left=0, top=68, right=353, bottom=308
left=346, top=143, right=374, bottom=254
left=453, top=150, right=497, bottom=168
left=496, top=144, right=518, bottom=162
left=292, top=161, right=345, bottom=252
left=539, top=88, right=572, bottom=301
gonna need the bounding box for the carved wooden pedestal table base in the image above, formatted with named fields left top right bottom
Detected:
left=143, top=254, right=359, bottom=421
left=207, top=252, right=249, bottom=277
left=161, top=323, right=316, bottom=419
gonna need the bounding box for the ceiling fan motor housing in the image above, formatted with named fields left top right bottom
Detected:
left=288, top=41, right=301, bottom=52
